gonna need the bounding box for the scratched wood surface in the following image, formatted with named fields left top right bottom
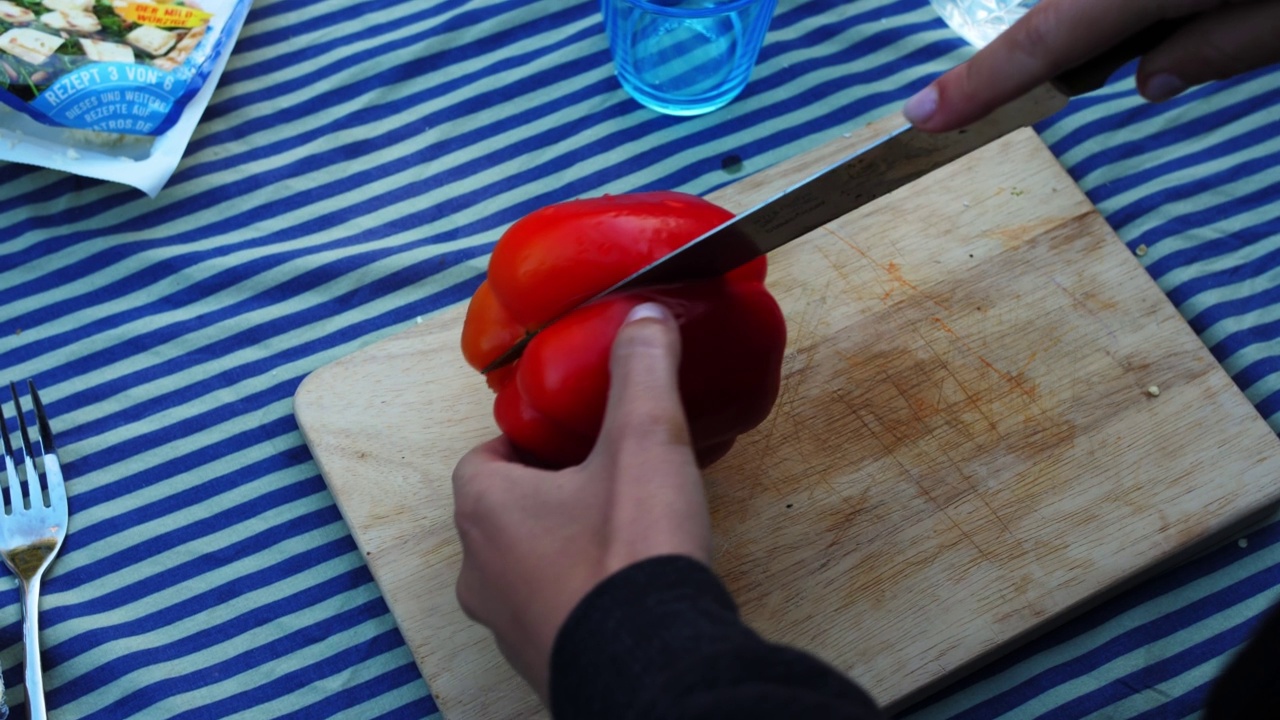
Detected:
left=293, top=125, right=1280, bottom=719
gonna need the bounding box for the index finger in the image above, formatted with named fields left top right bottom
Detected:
left=453, top=435, right=521, bottom=489
left=907, top=0, right=1204, bottom=131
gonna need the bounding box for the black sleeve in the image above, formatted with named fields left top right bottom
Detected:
left=549, top=554, right=884, bottom=720
left=1203, top=597, right=1280, bottom=718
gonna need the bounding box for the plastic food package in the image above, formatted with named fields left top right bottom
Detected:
left=0, top=0, right=250, bottom=195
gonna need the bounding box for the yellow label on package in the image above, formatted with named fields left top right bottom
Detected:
left=113, top=1, right=213, bottom=28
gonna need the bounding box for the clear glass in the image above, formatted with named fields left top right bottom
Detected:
left=601, top=0, right=778, bottom=116
left=929, top=0, right=1039, bottom=47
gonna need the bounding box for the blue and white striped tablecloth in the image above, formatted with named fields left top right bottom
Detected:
left=1, top=0, right=1277, bottom=717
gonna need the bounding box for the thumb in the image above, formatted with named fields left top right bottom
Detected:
left=593, top=302, right=712, bottom=567
left=1137, top=3, right=1280, bottom=102
left=595, top=301, right=694, bottom=457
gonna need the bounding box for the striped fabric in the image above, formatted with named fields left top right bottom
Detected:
left=0, top=0, right=1276, bottom=717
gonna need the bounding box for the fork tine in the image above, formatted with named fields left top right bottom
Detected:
left=27, top=380, right=55, bottom=453
left=9, top=382, right=34, bottom=510
left=0, top=389, right=13, bottom=514
left=11, top=382, right=33, bottom=458
left=0, top=387, right=12, bottom=459
left=27, top=380, right=63, bottom=512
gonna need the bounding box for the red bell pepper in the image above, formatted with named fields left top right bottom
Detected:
left=461, top=191, right=787, bottom=468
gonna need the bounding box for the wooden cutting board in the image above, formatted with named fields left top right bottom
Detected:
left=293, top=122, right=1280, bottom=719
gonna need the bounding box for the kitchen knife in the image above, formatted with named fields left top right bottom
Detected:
left=483, top=21, right=1179, bottom=374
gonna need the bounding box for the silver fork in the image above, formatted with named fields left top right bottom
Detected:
left=0, top=381, right=67, bottom=720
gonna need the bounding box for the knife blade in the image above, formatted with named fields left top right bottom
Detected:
left=483, top=21, right=1180, bottom=374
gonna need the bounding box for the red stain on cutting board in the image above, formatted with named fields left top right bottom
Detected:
left=837, top=235, right=950, bottom=310
left=931, top=317, right=1040, bottom=401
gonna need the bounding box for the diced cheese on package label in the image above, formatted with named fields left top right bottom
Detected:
left=0, top=27, right=64, bottom=65
left=152, top=25, right=203, bottom=71
left=43, top=0, right=94, bottom=12
left=79, top=37, right=135, bottom=63
left=125, top=25, right=177, bottom=56
left=0, top=0, right=35, bottom=24
left=40, top=9, right=102, bottom=33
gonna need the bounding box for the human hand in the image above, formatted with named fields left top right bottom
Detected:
left=451, top=301, right=713, bottom=703
left=905, top=0, right=1280, bottom=131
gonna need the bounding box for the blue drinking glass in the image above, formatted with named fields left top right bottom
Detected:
left=601, top=0, right=778, bottom=116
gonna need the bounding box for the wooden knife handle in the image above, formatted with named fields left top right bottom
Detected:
left=1051, top=19, right=1184, bottom=97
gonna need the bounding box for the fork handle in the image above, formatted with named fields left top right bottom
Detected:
left=21, top=576, right=48, bottom=720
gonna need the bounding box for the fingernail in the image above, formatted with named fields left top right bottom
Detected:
left=1143, top=73, right=1187, bottom=102
left=903, top=84, right=938, bottom=126
left=625, top=302, right=670, bottom=324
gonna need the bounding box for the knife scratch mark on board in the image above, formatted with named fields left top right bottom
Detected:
left=1050, top=276, right=1121, bottom=350
left=835, top=234, right=950, bottom=311
left=818, top=231, right=899, bottom=305
left=879, top=334, right=1023, bottom=549
left=850, top=401, right=917, bottom=477
left=945, top=508, right=996, bottom=564
left=882, top=261, right=906, bottom=305
left=842, top=385, right=974, bottom=526
left=766, top=277, right=837, bottom=459
left=916, top=327, right=1003, bottom=438
left=974, top=482, right=1017, bottom=540
left=930, top=317, right=1040, bottom=403
left=812, top=390, right=892, bottom=548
